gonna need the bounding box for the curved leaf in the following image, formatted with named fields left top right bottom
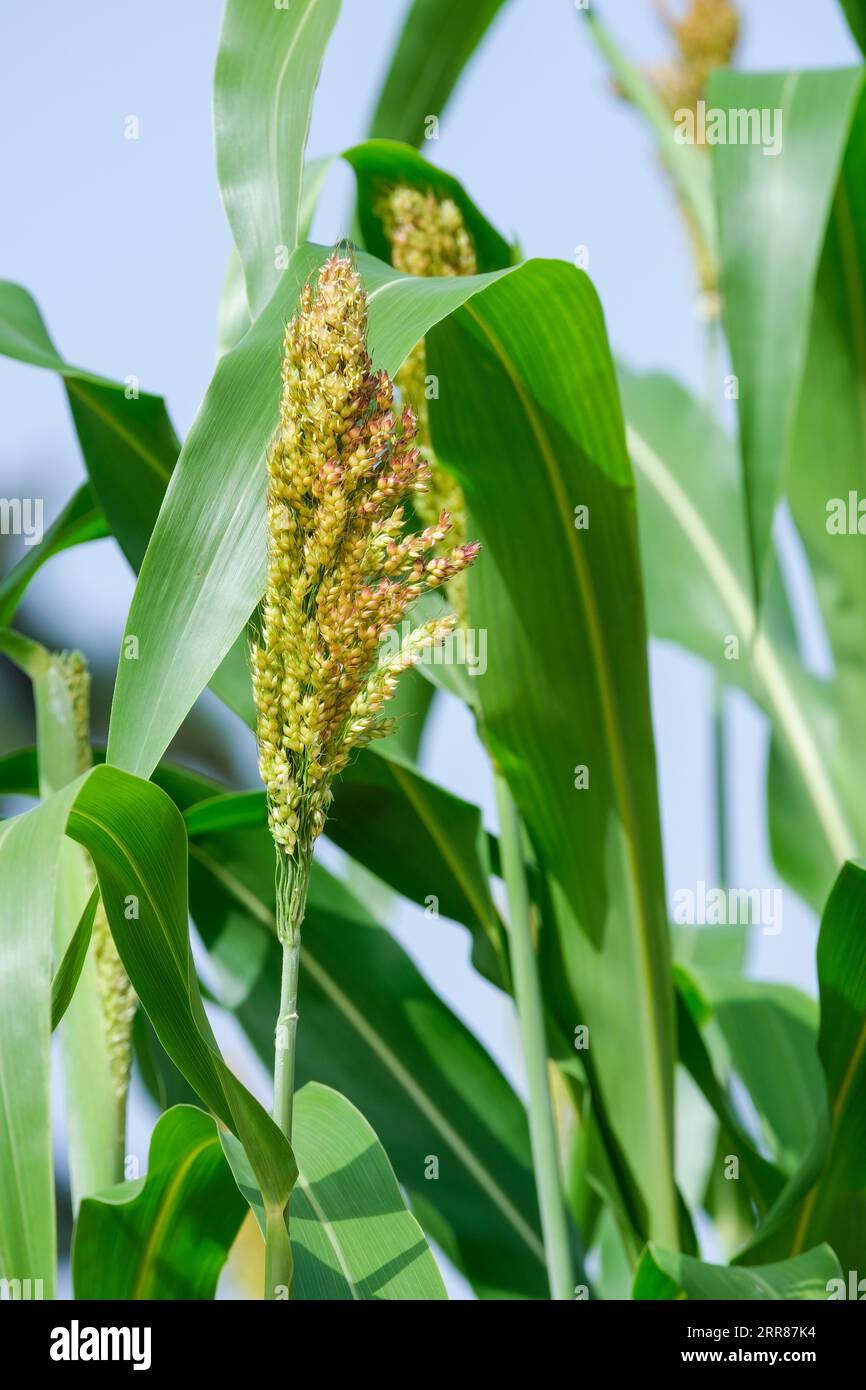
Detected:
left=0, top=281, right=179, bottom=571
left=72, top=1105, right=246, bottom=1300
left=0, top=764, right=297, bottom=1285
left=345, top=139, right=512, bottom=271
left=224, top=1082, right=447, bottom=1300
left=0, top=485, right=107, bottom=626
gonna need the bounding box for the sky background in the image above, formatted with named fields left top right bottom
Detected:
left=1, top=0, right=861, bottom=1298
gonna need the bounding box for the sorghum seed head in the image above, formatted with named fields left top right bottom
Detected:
left=254, top=250, right=479, bottom=861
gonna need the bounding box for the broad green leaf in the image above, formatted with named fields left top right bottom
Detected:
left=345, top=139, right=512, bottom=272
left=840, top=0, right=866, bottom=55
left=72, top=1105, right=246, bottom=1299
left=709, top=67, right=864, bottom=608
left=185, top=822, right=548, bottom=1299
left=634, top=1242, right=841, bottom=1301
left=368, top=0, right=510, bottom=148
left=50, top=886, right=98, bottom=1033
left=741, top=860, right=866, bottom=1270
left=0, top=765, right=297, bottom=1275
left=0, top=281, right=179, bottom=571
left=0, top=484, right=107, bottom=626
left=427, top=262, right=678, bottom=1246
left=107, top=246, right=516, bottom=779
left=224, top=1082, right=447, bottom=1300
left=213, top=0, right=341, bottom=318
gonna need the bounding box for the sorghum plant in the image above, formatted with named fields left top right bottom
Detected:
left=1, top=0, right=865, bottom=1322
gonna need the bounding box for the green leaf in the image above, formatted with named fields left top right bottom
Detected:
left=426, top=262, right=678, bottom=1247
left=72, top=1105, right=246, bottom=1299
left=345, top=139, right=513, bottom=271
left=0, top=764, right=297, bottom=1280
left=634, top=1242, right=842, bottom=1301
left=840, top=1, right=866, bottom=55
left=224, top=1082, right=447, bottom=1300
left=741, top=860, right=866, bottom=1270
left=709, top=67, right=864, bottom=608
left=51, top=886, right=99, bottom=1032
left=185, top=820, right=548, bottom=1300
left=214, top=0, right=341, bottom=318
left=107, top=245, right=515, bottom=779
left=0, top=485, right=107, bottom=626
left=0, top=281, right=180, bottom=572
left=368, top=0, right=510, bottom=147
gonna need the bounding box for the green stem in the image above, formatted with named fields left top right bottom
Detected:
left=264, top=849, right=309, bottom=1300
left=274, top=934, right=301, bottom=1141
left=493, top=771, right=575, bottom=1301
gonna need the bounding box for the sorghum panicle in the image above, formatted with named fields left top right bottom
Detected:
left=376, top=186, right=478, bottom=627
left=253, top=251, right=479, bottom=895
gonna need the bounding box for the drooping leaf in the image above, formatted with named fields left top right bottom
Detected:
left=0, top=765, right=297, bottom=1284
left=634, top=1242, right=841, bottom=1301
left=367, top=0, right=510, bottom=148
left=0, top=485, right=107, bottom=626
left=224, top=1082, right=448, bottom=1300
left=0, top=281, right=180, bottom=571
left=213, top=0, right=341, bottom=319
left=72, top=1105, right=246, bottom=1300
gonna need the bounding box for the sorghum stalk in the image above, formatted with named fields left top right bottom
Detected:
left=377, top=187, right=576, bottom=1297
left=253, top=249, right=479, bottom=1298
